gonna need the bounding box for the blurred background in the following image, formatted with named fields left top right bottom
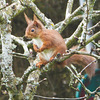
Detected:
left=0, top=0, right=100, bottom=99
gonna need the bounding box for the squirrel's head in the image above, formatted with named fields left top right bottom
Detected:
left=24, top=13, right=45, bottom=39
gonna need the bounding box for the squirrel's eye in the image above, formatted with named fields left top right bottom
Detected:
left=31, top=29, right=34, bottom=32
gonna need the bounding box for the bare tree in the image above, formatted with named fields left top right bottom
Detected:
left=0, top=0, right=100, bottom=99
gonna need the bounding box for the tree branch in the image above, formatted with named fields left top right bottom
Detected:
left=11, top=35, right=29, bottom=55
left=85, top=31, right=100, bottom=47
left=65, top=19, right=83, bottom=49
left=24, top=70, right=40, bottom=100
left=65, top=0, right=74, bottom=18
left=66, top=65, right=100, bottom=97
left=34, top=94, right=87, bottom=100
left=79, top=59, right=96, bottom=74
left=0, top=0, right=26, bottom=21
left=19, top=0, right=54, bottom=29
left=0, top=3, right=10, bottom=10
left=55, top=2, right=86, bottom=33
left=12, top=52, right=28, bottom=59
left=57, top=49, right=99, bottom=64
left=0, top=20, right=18, bottom=99
left=17, top=65, right=37, bottom=85
left=87, top=21, right=100, bottom=31
left=69, top=10, right=100, bottom=23
left=0, top=0, right=99, bottom=99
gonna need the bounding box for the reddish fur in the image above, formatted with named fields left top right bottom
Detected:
left=24, top=14, right=97, bottom=78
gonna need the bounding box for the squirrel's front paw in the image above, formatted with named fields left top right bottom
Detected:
left=36, top=62, right=45, bottom=68
left=34, top=48, right=41, bottom=52
left=33, top=44, right=41, bottom=52
left=50, top=57, right=54, bottom=62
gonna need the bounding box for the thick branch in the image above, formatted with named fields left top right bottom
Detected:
left=65, top=0, right=74, bottom=18
left=65, top=20, right=83, bottom=49
left=19, top=0, right=54, bottom=29
left=24, top=70, right=40, bottom=100
left=0, top=23, right=18, bottom=99
left=64, top=50, right=100, bottom=60
left=56, top=49, right=99, bottom=65
left=0, top=0, right=26, bottom=21
left=18, top=65, right=37, bottom=85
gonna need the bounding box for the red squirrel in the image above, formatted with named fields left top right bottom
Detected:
left=24, top=13, right=97, bottom=78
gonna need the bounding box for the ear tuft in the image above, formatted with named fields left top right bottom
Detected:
left=33, top=14, right=45, bottom=29
left=34, top=14, right=38, bottom=21
left=24, top=13, right=31, bottom=24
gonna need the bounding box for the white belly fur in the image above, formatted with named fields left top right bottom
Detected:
left=33, top=38, right=43, bottom=48
left=33, top=38, right=54, bottom=61
left=40, top=49, right=54, bottom=61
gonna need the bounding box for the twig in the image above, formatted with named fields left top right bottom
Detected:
left=92, top=41, right=100, bottom=48
left=66, top=66, right=100, bottom=96
left=11, top=52, right=28, bottom=59
left=70, top=64, right=79, bottom=76
left=55, top=2, right=86, bottom=33
left=11, top=35, right=29, bottom=55
left=79, top=59, right=96, bottom=74
left=87, top=21, right=100, bottom=31
left=0, top=3, right=10, bottom=10
left=17, top=65, right=37, bottom=85
left=71, top=12, right=100, bottom=22
left=39, top=78, right=47, bottom=84
left=63, top=50, right=100, bottom=60
left=34, top=94, right=87, bottom=100
left=93, top=10, right=100, bottom=14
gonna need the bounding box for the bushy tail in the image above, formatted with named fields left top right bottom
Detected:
left=64, top=54, right=97, bottom=79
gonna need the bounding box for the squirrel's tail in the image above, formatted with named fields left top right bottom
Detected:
left=64, top=54, right=97, bottom=79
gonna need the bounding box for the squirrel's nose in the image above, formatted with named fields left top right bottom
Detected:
left=23, top=35, right=31, bottom=41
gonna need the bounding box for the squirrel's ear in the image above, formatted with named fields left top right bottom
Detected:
left=33, top=14, right=45, bottom=29
left=24, top=13, right=31, bottom=24
left=34, top=20, right=42, bottom=29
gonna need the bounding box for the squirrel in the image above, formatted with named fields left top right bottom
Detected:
left=24, top=13, right=97, bottom=78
